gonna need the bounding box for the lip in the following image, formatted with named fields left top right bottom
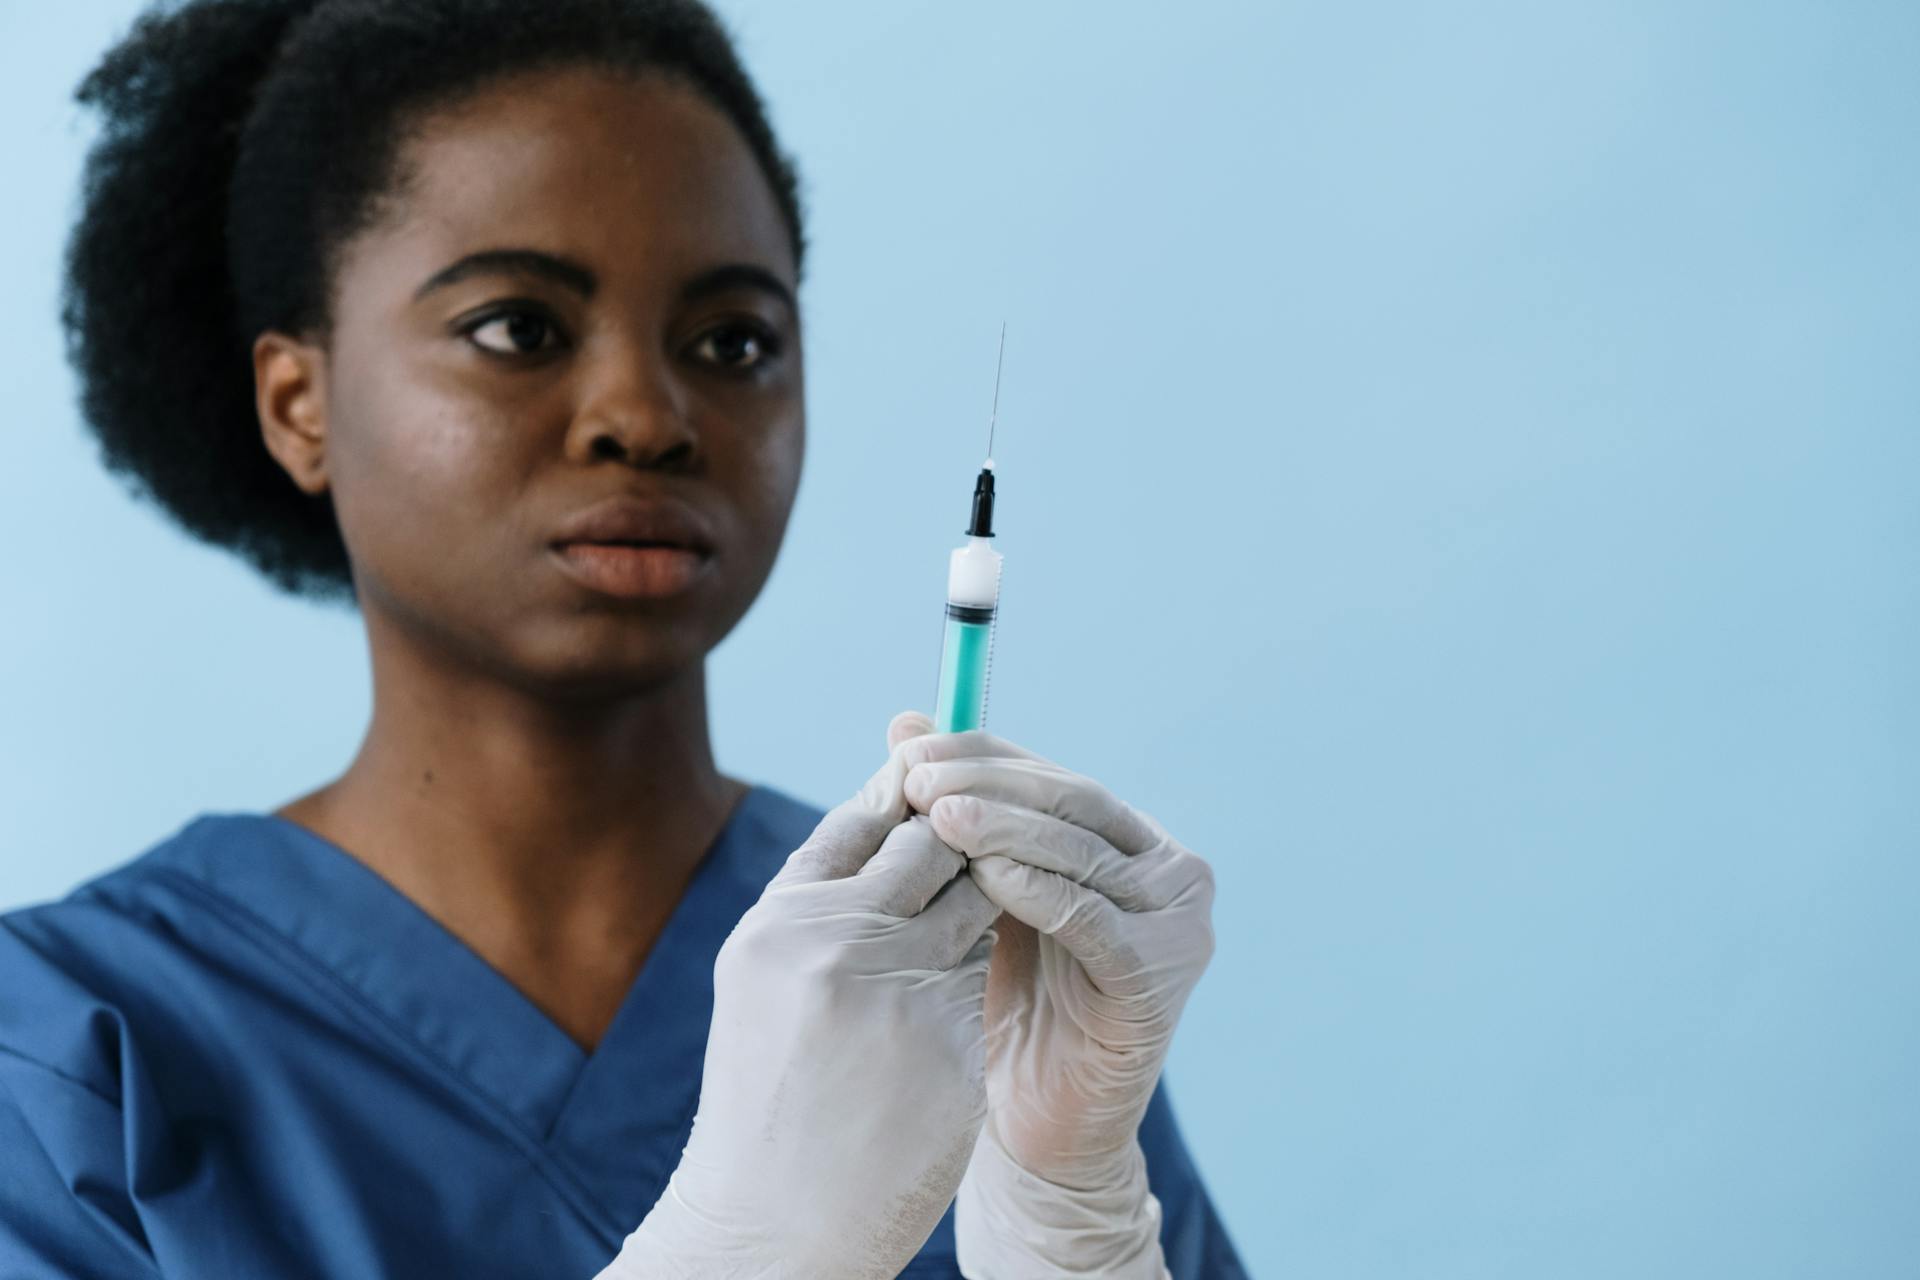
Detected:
left=549, top=542, right=710, bottom=599
left=548, top=493, right=718, bottom=600
left=548, top=493, right=719, bottom=554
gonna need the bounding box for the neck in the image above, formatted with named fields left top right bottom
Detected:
left=275, top=604, right=748, bottom=1045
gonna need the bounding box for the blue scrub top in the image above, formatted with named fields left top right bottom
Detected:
left=0, top=786, right=1246, bottom=1278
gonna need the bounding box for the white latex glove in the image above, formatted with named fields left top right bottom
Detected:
left=896, top=719, right=1217, bottom=1280
left=597, top=715, right=999, bottom=1279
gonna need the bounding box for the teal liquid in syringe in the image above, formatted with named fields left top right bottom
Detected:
left=934, top=329, right=1006, bottom=733
left=936, top=604, right=994, bottom=730
left=934, top=488, right=1001, bottom=731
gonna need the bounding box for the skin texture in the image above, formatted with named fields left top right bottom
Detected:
left=252, top=65, right=804, bottom=1051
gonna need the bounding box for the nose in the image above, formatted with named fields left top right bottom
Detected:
left=563, top=350, right=698, bottom=471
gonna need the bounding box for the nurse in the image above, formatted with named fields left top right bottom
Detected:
left=4, top=0, right=1246, bottom=1276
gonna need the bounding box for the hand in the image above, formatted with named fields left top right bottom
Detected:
left=598, top=715, right=999, bottom=1279
left=896, top=717, right=1217, bottom=1279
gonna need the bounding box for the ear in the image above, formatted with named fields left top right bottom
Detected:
left=254, top=329, right=331, bottom=496
left=886, top=709, right=935, bottom=752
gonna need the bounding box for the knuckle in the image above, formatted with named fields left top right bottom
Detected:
left=824, top=800, right=889, bottom=848
left=1105, top=853, right=1151, bottom=905
left=1131, top=806, right=1176, bottom=856
left=1194, top=914, right=1218, bottom=968
left=1053, top=892, right=1107, bottom=943
left=778, top=846, right=831, bottom=882
left=1191, top=852, right=1217, bottom=899
left=1171, top=846, right=1217, bottom=907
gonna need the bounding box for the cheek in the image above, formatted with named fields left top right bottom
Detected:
left=722, top=409, right=804, bottom=551
left=326, top=377, right=531, bottom=593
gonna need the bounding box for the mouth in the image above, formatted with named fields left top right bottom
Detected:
left=549, top=541, right=712, bottom=599
left=547, top=493, right=720, bottom=599
left=554, top=536, right=710, bottom=551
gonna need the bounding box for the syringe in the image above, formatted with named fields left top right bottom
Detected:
left=934, top=328, right=1006, bottom=733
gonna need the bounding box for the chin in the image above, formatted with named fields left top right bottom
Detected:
left=502, top=620, right=714, bottom=705
left=530, top=656, right=704, bottom=706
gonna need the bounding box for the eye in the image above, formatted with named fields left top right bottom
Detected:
left=689, top=320, right=783, bottom=373
left=461, top=304, right=567, bottom=357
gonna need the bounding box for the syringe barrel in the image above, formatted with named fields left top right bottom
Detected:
left=934, top=537, right=1003, bottom=732
left=935, top=603, right=996, bottom=732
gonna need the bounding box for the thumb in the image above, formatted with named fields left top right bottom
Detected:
left=887, top=709, right=935, bottom=752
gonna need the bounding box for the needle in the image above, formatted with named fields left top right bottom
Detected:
left=986, top=321, right=1005, bottom=467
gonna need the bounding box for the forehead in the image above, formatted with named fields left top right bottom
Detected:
left=346, top=65, right=795, bottom=293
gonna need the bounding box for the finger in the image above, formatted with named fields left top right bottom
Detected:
left=887, top=709, right=935, bottom=752
left=769, top=737, right=918, bottom=888
left=852, top=815, right=967, bottom=917
left=894, top=728, right=1044, bottom=771
left=953, top=914, right=998, bottom=981
left=906, top=757, right=1164, bottom=858
left=927, top=794, right=1160, bottom=913
left=983, top=912, right=1039, bottom=1038
left=968, top=854, right=1137, bottom=987
left=910, top=866, right=1003, bottom=970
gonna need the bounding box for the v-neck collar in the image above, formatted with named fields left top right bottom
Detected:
left=136, top=785, right=806, bottom=1207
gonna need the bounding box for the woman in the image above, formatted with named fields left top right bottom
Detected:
left=1, top=0, right=1245, bottom=1275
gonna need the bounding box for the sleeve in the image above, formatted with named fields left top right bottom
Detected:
left=0, top=1057, right=160, bottom=1279
left=0, top=914, right=162, bottom=1279
left=1138, top=1077, right=1250, bottom=1280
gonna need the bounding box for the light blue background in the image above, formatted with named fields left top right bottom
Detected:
left=5, top=2, right=1917, bottom=1275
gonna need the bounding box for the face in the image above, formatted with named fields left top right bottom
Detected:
left=257, top=66, right=804, bottom=699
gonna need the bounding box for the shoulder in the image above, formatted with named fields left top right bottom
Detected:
left=0, top=812, right=257, bottom=1091
left=736, top=783, right=826, bottom=849
left=0, top=817, right=227, bottom=1277
left=715, top=782, right=825, bottom=886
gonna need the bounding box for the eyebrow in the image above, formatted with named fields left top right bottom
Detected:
left=413, top=248, right=596, bottom=302
left=680, top=262, right=797, bottom=314
left=411, top=248, right=796, bottom=313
